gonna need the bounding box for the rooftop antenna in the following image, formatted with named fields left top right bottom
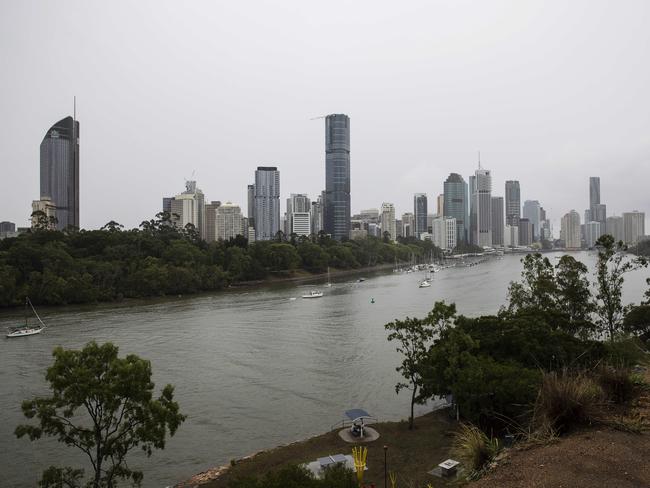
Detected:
left=478, top=150, right=481, bottom=169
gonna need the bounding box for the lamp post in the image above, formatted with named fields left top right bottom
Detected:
left=383, top=445, right=388, bottom=488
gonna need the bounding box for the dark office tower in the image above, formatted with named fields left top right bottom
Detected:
left=505, top=180, right=521, bottom=226
left=254, top=166, right=280, bottom=241
left=491, top=196, right=504, bottom=246
left=443, top=173, right=468, bottom=243
left=589, top=177, right=606, bottom=232
left=323, top=114, right=351, bottom=240
left=247, top=184, right=255, bottom=222
left=40, top=116, right=79, bottom=230
left=413, top=193, right=428, bottom=237
left=589, top=177, right=600, bottom=209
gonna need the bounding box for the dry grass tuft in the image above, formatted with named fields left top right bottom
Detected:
left=452, top=423, right=500, bottom=477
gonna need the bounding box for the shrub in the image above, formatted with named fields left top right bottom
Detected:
left=452, top=423, right=500, bottom=475
left=533, top=370, right=603, bottom=434
left=595, top=364, right=635, bottom=404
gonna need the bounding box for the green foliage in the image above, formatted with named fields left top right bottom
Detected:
left=594, top=235, right=648, bottom=341
left=624, top=305, right=650, bottom=343
left=230, top=464, right=355, bottom=488
left=595, top=364, right=635, bottom=404
left=452, top=423, right=500, bottom=476
left=15, top=342, right=185, bottom=488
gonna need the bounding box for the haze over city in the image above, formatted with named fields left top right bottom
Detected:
left=2, top=0, right=649, bottom=231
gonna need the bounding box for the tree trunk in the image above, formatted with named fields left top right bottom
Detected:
left=409, top=386, right=417, bottom=430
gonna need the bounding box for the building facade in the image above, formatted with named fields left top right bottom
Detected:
left=324, top=114, right=351, bottom=240
left=623, top=211, right=645, bottom=245
left=471, top=168, right=492, bottom=247
left=585, top=221, right=601, bottom=248
left=505, top=180, right=521, bottom=227
left=443, top=173, right=468, bottom=244
left=401, top=212, right=415, bottom=238
left=522, top=200, right=541, bottom=241
left=414, top=193, right=428, bottom=238
left=380, top=202, right=396, bottom=241
left=432, top=217, right=457, bottom=251
left=171, top=180, right=206, bottom=237
left=561, top=210, right=582, bottom=250
left=606, top=216, right=624, bottom=243
left=254, top=166, right=281, bottom=241
left=40, top=116, right=80, bottom=230
left=216, top=202, right=243, bottom=241
left=518, top=218, right=533, bottom=246
left=504, top=225, right=519, bottom=248
left=491, top=196, right=504, bottom=247
left=204, top=201, right=222, bottom=242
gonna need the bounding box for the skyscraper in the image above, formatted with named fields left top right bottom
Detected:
left=247, top=184, right=255, bottom=222
left=561, top=210, right=581, bottom=250
left=286, top=194, right=311, bottom=236
left=380, top=202, right=396, bottom=241
left=491, top=196, right=504, bottom=246
left=623, top=211, right=645, bottom=245
left=436, top=194, right=444, bottom=216
left=324, top=114, right=350, bottom=240
left=471, top=168, right=492, bottom=247
left=523, top=200, right=541, bottom=241
left=40, top=116, right=79, bottom=230
left=171, top=180, right=205, bottom=238
left=443, top=173, right=468, bottom=244
left=254, top=166, right=280, bottom=241
left=606, top=216, right=624, bottom=243
left=589, top=177, right=600, bottom=210
left=216, top=202, right=243, bottom=241
left=585, top=221, right=601, bottom=248
left=589, top=177, right=606, bottom=232
left=401, top=212, right=415, bottom=238
left=505, top=180, right=521, bottom=226
left=414, top=193, right=428, bottom=237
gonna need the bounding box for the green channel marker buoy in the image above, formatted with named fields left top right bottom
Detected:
left=370, top=298, right=375, bottom=304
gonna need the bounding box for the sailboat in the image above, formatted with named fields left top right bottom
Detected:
left=326, top=267, right=332, bottom=287
left=6, top=297, right=46, bottom=338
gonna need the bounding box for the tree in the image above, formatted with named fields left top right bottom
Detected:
left=100, top=221, right=124, bottom=233
left=425, top=301, right=457, bottom=334
left=623, top=305, right=650, bottom=343
left=555, top=255, right=594, bottom=326
left=16, top=342, right=185, bottom=487
left=644, top=278, right=650, bottom=305
left=385, top=316, right=434, bottom=429
left=506, top=253, right=557, bottom=313
left=593, top=235, right=648, bottom=341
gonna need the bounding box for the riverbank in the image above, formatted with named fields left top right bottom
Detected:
left=176, top=409, right=458, bottom=488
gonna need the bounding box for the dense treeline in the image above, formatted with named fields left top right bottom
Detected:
left=634, top=239, right=650, bottom=257
left=0, top=214, right=442, bottom=307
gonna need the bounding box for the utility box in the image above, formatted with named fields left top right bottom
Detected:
left=438, top=459, right=460, bottom=477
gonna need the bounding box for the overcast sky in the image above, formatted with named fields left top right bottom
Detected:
left=1, top=0, right=649, bottom=232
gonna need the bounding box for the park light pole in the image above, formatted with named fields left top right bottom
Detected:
left=383, top=445, right=388, bottom=488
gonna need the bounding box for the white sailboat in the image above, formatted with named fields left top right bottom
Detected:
left=6, top=297, right=46, bottom=338
left=302, top=290, right=324, bottom=299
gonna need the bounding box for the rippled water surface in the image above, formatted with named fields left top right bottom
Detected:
left=1, top=252, right=647, bottom=487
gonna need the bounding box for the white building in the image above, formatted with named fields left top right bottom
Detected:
left=31, top=197, right=57, bottom=229
left=216, top=202, right=243, bottom=241
left=623, top=211, right=645, bottom=246
left=291, top=212, right=311, bottom=236
left=561, top=210, right=581, bottom=250
left=401, top=212, right=415, bottom=238
left=470, top=168, right=492, bottom=247
left=606, top=216, right=624, bottom=243
left=380, top=202, right=396, bottom=241
left=432, top=217, right=457, bottom=251
left=171, top=180, right=206, bottom=238
left=585, top=221, right=601, bottom=248
left=504, top=225, right=519, bottom=248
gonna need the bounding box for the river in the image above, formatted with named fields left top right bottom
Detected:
left=0, top=251, right=647, bottom=487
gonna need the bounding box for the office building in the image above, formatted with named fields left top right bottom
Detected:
left=40, top=116, right=80, bottom=230
left=505, top=180, right=521, bottom=226
left=204, top=201, right=221, bottom=242
left=171, top=180, right=206, bottom=237
left=402, top=212, right=415, bottom=238
left=436, top=194, right=444, bottom=216
left=254, top=166, right=280, bottom=241
left=561, top=210, right=582, bottom=250
left=585, top=221, right=601, bottom=248
left=286, top=193, right=311, bottom=237
left=215, top=202, right=243, bottom=241
left=606, top=216, right=625, bottom=243
left=491, top=196, right=504, bottom=246
left=432, top=217, right=457, bottom=251
left=522, top=200, right=541, bottom=241
left=247, top=184, right=255, bottom=223
left=0, top=222, right=15, bottom=233
left=470, top=168, right=492, bottom=247
left=504, top=225, right=519, bottom=248
left=414, top=193, right=428, bottom=237
left=311, top=195, right=323, bottom=235
left=323, top=114, right=351, bottom=240
left=518, top=218, right=533, bottom=246
left=623, top=211, right=645, bottom=246
left=31, top=198, right=58, bottom=229
left=380, top=203, right=396, bottom=241
left=443, top=173, right=468, bottom=244
left=589, top=177, right=607, bottom=230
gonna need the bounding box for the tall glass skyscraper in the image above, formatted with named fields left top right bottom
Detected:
left=324, top=114, right=350, bottom=240
left=443, top=173, right=468, bottom=243
left=470, top=169, right=492, bottom=247
left=413, top=193, right=428, bottom=237
left=40, top=116, right=79, bottom=230
left=505, top=180, right=520, bottom=226
left=523, top=200, right=541, bottom=241
left=254, top=166, right=280, bottom=241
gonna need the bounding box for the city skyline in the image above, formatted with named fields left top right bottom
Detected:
left=2, top=1, right=650, bottom=232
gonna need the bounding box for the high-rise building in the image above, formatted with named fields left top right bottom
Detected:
left=247, top=184, right=255, bottom=222
left=204, top=201, right=222, bottom=242
left=324, top=114, right=350, bottom=240
left=491, top=196, right=504, bottom=247
left=40, top=116, right=80, bottom=230
left=606, top=216, right=625, bottom=243
left=443, top=173, right=468, bottom=244
left=162, top=197, right=174, bottom=215
left=414, top=193, right=428, bottom=237
left=216, top=202, right=243, bottom=241
left=432, top=217, right=457, bottom=251
left=171, top=180, right=206, bottom=237
left=254, top=166, right=280, bottom=241
left=31, top=198, right=58, bottom=229
left=380, top=203, right=396, bottom=241
left=561, top=210, right=581, bottom=250
left=470, top=168, right=492, bottom=247
left=518, top=218, right=533, bottom=246
left=589, top=177, right=606, bottom=231
left=505, top=180, right=521, bottom=226
left=589, top=177, right=600, bottom=209
left=522, top=200, right=541, bottom=241
left=592, top=204, right=607, bottom=233
left=623, top=211, right=645, bottom=246
left=310, top=194, right=323, bottom=235
left=504, top=225, right=519, bottom=248
left=0, top=222, right=15, bottom=233
left=401, top=212, right=415, bottom=238
left=436, top=194, right=444, bottom=216
left=585, top=221, right=601, bottom=248
left=286, top=194, right=311, bottom=237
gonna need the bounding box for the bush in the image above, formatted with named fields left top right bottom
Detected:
left=534, top=370, right=603, bottom=434
left=452, top=423, right=500, bottom=475
left=595, top=364, right=635, bottom=404
left=229, top=464, right=355, bottom=488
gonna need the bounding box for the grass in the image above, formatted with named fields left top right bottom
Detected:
left=451, top=423, right=500, bottom=478
left=186, top=411, right=458, bottom=488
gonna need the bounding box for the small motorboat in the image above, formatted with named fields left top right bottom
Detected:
left=419, top=280, right=431, bottom=288
left=6, top=297, right=46, bottom=338
left=357, top=277, right=366, bottom=283
left=302, top=290, right=323, bottom=299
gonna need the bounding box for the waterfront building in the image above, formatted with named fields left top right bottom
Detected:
left=443, top=173, right=468, bottom=244
left=0, top=221, right=15, bottom=233
left=589, top=177, right=607, bottom=231
left=505, top=180, right=521, bottom=226
left=414, top=193, right=428, bottom=237
left=606, top=216, right=625, bottom=243
left=436, top=194, right=444, bottom=216
left=286, top=194, right=311, bottom=237
left=380, top=202, right=396, bottom=241
left=323, top=114, right=351, bottom=240
left=31, top=197, right=58, bottom=229
left=395, top=219, right=403, bottom=238
left=216, top=202, right=243, bottom=241
left=254, top=166, right=281, bottom=241
left=623, top=211, right=646, bottom=246
left=40, top=116, right=80, bottom=230
left=522, top=200, right=541, bottom=241
left=162, top=197, right=174, bottom=215
left=310, top=195, right=323, bottom=235
left=491, top=196, right=504, bottom=247
left=171, top=180, right=206, bottom=237
left=585, top=221, right=601, bottom=248
left=504, top=225, right=519, bottom=248
left=401, top=212, right=415, bottom=238
left=518, top=218, right=533, bottom=246
left=204, top=201, right=222, bottom=242
left=247, top=184, right=255, bottom=224
left=470, top=168, right=492, bottom=247
left=432, top=217, right=457, bottom=252
left=561, top=210, right=582, bottom=250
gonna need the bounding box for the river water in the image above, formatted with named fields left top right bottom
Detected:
left=1, top=251, right=647, bottom=487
